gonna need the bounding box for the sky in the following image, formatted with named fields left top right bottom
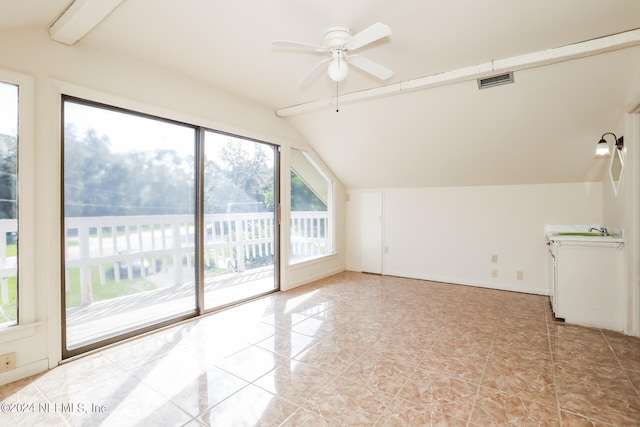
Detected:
left=0, top=81, right=18, bottom=136
left=63, top=100, right=267, bottom=161
left=64, top=100, right=196, bottom=157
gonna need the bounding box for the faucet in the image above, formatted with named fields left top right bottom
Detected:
left=588, top=226, right=609, bottom=236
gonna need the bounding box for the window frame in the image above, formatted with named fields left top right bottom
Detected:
left=61, top=95, right=201, bottom=357
left=0, top=69, right=36, bottom=339
left=289, top=148, right=335, bottom=265
left=59, top=94, right=281, bottom=357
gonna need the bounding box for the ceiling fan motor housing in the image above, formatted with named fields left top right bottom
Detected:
left=322, top=27, right=352, bottom=50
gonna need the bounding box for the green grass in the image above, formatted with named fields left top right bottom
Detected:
left=6, top=244, right=16, bottom=257
left=65, top=266, right=157, bottom=308
left=1, top=245, right=17, bottom=324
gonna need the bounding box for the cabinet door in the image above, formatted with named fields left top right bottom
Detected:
left=556, top=243, right=624, bottom=330
left=547, top=245, right=558, bottom=315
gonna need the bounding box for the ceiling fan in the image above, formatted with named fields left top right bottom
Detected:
left=272, top=22, right=393, bottom=86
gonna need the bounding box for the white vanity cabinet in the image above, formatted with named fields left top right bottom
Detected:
left=549, top=239, right=624, bottom=331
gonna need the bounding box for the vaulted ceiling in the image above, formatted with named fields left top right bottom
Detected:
left=2, top=0, right=640, bottom=188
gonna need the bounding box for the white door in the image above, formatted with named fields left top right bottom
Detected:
left=360, top=191, right=383, bottom=274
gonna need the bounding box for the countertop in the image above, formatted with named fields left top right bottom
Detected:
left=545, top=224, right=624, bottom=244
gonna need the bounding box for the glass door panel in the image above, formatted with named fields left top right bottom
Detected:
left=63, top=98, right=197, bottom=353
left=203, top=130, right=278, bottom=310
left=0, top=82, right=18, bottom=328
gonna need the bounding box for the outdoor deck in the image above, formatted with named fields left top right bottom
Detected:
left=1, top=211, right=328, bottom=346
left=66, top=266, right=275, bottom=349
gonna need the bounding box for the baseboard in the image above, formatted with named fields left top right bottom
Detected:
left=0, top=358, right=49, bottom=386
left=381, top=270, right=551, bottom=296
left=285, top=266, right=346, bottom=290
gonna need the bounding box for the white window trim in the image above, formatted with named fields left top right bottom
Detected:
left=0, top=69, right=36, bottom=335
left=289, top=148, right=336, bottom=265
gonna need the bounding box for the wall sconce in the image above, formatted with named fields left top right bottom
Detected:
left=594, top=132, right=624, bottom=158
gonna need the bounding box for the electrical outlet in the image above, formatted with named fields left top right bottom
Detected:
left=491, top=269, right=498, bottom=278
left=0, top=352, right=16, bottom=373
left=517, top=271, right=524, bottom=280
left=491, top=254, right=498, bottom=263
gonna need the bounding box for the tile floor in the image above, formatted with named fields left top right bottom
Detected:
left=1, top=271, right=639, bottom=426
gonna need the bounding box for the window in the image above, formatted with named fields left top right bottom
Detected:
left=63, top=97, right=198, bottom=353
left=290, top=148, right=333, bottom=263
left=62, top=95, right=280, bottom=356
left=0, top=81, right=18, bottom=327
left=203, top=131, right=279, bottom=309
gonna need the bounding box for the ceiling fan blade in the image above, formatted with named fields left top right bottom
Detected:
left=271, top=40, right=326, bottom=52
left=299, top=58, right=331, bottom=86
left=348, top=54, right=393, bottom=80
left=344, top=22, right=391, bottom=51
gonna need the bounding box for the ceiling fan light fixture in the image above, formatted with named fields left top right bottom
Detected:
left=328, top=53, right=349, bottom=82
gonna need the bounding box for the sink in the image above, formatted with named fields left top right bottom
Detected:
left=545, top=226, right=623, bottom=243
left=552, top=232, right=608, bottom=237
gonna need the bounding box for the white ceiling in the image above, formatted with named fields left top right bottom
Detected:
left=2, top=0, right=640, bottom=188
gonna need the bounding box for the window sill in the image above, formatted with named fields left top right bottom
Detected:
left=0, top=322, right=43, bottom=343
left=287, top=252, right=338, bottom=270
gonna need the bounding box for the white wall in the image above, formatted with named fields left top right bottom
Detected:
left=0, top=29, right=345, bottom=385
left=603, top=111, right=640, bottom=336
left=602, top=58, right=640, bottom=336
left=347, top=183, right=603, bottom=295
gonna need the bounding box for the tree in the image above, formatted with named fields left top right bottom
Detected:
left=63, top=126, right=276, bottom=217
left=64, top=124, right=194, bottom=217
left=0, top=133, right=17, bottom=219
left=206, top=140, right=275, bottom=213
left=291, top=171, right=326, bottom=211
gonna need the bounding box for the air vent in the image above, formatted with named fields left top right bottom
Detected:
left=477, top=72, right=514, bottom=89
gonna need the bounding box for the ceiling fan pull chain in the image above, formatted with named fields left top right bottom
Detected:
left=336, top=81, right=339, bottom=112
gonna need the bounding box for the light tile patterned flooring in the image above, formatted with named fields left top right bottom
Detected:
left=1, top=272, right=639, bottom=426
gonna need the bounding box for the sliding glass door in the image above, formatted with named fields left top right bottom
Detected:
left=0, top=82, right=18, bottom=328
left=62, top=97, right=279, bottom=357
left=202, top=130, right=279, bottom=310
left=62, top=98, right=197, bottom=354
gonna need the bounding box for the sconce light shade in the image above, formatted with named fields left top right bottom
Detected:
left=328, top=52, right=349, bottom=82
left=594, top=137, right=611, bottom=158
left=594, top=132, right=623, bottom=158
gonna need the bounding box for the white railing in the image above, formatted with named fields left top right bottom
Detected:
left=63, top=212, right=328, bottom=306
left=290, top=211, right=331, bottom=262
left=0, top=219, right=17, bottom=306
left=65, top=214, right=196, bottom=306
left=1, top=212, right=330, bottom=307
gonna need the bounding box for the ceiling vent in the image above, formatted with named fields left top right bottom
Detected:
left=477, top=72, right=514, bottom=89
